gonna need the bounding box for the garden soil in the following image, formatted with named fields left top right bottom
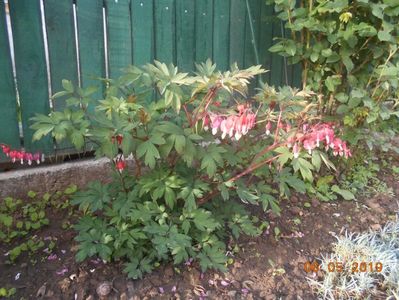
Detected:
left=1, top=163, right=398, bottom=300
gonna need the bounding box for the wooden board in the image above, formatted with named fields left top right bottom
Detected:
left=76, top=0, right=105, bottom=100
left=270, top=18, right=283, bottom=87
left=9, top=0, right=53, bottom=153
left=0, top=1, right=20, bottom=150
left=213, top=0, right=230, bottom=70
left=244, top=0, right=262, bottom=93
left=195, top=0, right=213, bottom=64
left=229, top=0, right=246, bottom=68
left=176, top=0, right=195, bottom=71
left=154, top=0, right=175, bottom=64
left=244, top=0, right=261, bottom=68
left=105, top=0, right=132, bottom=78
left=258, top=3, right=274, bottom=84
left=44, top=0, right=78, bottom=111
left=131, top=0, right=154, bottom=66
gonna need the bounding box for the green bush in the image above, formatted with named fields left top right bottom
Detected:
left=268, top=0, right=399, bottom=149
left=31, top=60, right=350, bottom=278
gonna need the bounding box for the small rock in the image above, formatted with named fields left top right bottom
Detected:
left=259, top=290, right=275, bottom=300
left=58, top=278, right=70, bottom=293
left=231, top=280, right=241, bottom=289
left=163, top=265, right=174, bottom=279
left=173, top=293, right=181, bottom=300
left=36, top=283, right=47, bottom=298
left=311, top=198, right=320, bottom=208
left=268, top=212, right=279, bottom=221
left=227, top=290, right=237, bottom=297
left=289, top=206, right=302, bottom=216
left=189, top=269, right=200, bottom=285
left=46, top=290, right=54, bottom=297
left=290, top=196, right=299, bottom=203
left=147, top=288, right=158, bottom=297
left=70, top=244, right=79, bottom=252
left=96, top=281, right=112, bottom=299
left=242, top=280, right=254, bottom=290
left=246, top=293, right=254, bottom=300
left=126, top=281, right=135, bottom=296
left=370, top=223, right=381, bottom=231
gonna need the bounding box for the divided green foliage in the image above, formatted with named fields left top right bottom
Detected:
left=31, top=60, right=350, bottom=277
left=268, top=0, right=399, bottom=151
left=0, top=186, right=77, bottom=264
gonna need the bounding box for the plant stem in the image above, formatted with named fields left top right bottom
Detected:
left=226, top=155, right=281, bottom=183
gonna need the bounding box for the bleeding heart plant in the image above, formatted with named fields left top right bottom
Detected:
left=30, top=60, right=351, bottom=278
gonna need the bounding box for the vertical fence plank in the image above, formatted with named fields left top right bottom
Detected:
left=44, top=0, right=78, bottom=153
left=0, top=2, right=20, bottom=150
left=44, top=0, right=78, bottom=112
left=244, top=0, right=261, bottom=94
left=213, top=0, right=230, bottom=70
left=76, top=0, right=105, bottom=99
left=176, top=0, right=195, bottom=71
left=244, top=0, right=261, bottom=68
left=270, top=19, right=283, bottom=87
left=9, top=0, right=53, bottom=153
left=258, top=3, right=274, bottom=84
left=195, top=0, right=213, bottom=64
left=154, top=0, right=175, bottom=64
left=131, top=0, right=154, bottom=66
left=105, top=0, right=132, bottom=78
left=229, top=0, right=246, bottom=68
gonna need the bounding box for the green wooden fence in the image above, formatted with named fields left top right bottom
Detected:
left=0, top=0, right=300, bottom=160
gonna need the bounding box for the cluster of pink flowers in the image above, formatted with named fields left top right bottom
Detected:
left=204, top=104, right=256, bottom=140
left=290, top=123, right=351, bottom=159
left=1, top=143, right=43, bottom=165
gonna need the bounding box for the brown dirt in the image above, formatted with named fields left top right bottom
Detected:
left=1, top=163, right=398, bottom=300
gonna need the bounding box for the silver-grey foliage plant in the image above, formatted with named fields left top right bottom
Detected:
left=308, top=216, right=399, bottom=299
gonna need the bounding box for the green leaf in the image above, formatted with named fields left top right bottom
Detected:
left=62, top=79, right=74, bottom=93
left=285, top=40, right=296, bottom=56
left=71, top=131, right=85, bottom=149
left=136, top=141, right=160, bottom=169
left=342, top=55, right=354, bottom=73
left=27, top=191, right=37, bottom=198
left=325, top=75, right=341, bottom=92
left=191, top=209, right=220, bottom=231
left=378, top=30, right=392, bottom=41
left=348, top=97, right=362, bottom=109
left=174, top=135, right=186, bottom=154
left=311, top=151, right=322, bottom=172
left=335, top=92, right=348, bottom=103
left=64, top=184, right=78, bottom=195
left=32, top=124, right=55, bottom=141
left=237, top=187, right=259, bottom=205
left=275, top=146, right=294, bottom=166
left=336, top=104, right=349, bottom=114
left=197, top=245, right=227, bottom=273
left=164, top=187, right=175, bottom=209
left=0, top=214, right=13, bottom=227
left=310, top=52, right=319, bottom=63
left=319, top=152, right=336, bottom=170
left=52, top=90, right=70, bottom=99
left=331, top=185, right=355, bottom=200
left=71, top=181, right=111, bottom=212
